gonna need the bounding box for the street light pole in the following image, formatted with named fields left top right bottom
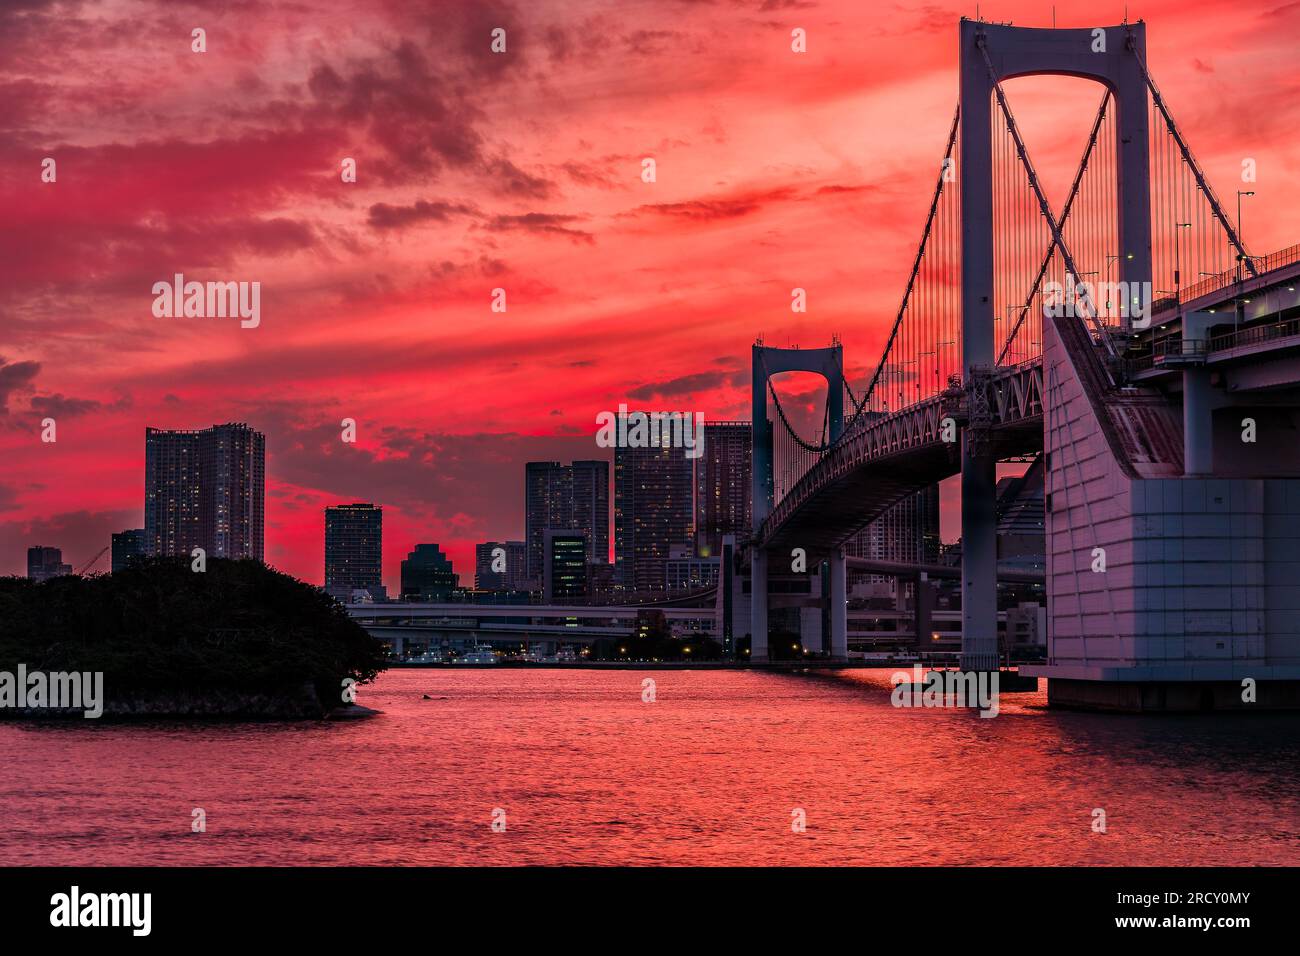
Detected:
left=1236, top=190, right=1254, bottom=282
left=1174, top=222, right=1191, bottom=321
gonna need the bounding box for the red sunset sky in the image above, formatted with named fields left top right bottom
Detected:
left=1, top=0, right=1298, bottom=593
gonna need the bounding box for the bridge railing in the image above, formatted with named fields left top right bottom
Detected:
left=1125, top=313, right=1300, bottom=373
left=1159, top=243, right=1300, bottom=313
left=1209, top=315, right=1300, bottom=352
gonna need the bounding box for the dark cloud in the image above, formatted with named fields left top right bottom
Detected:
left=816, top=183, right=876, bottom=195
left=627, top=371, right=728, bottom=400
left=559, top=158, right=624, bottom=190
left=629, top=185, right=799, bottom=222
left=29, top=393, right=101, bottom=418
left=484, top=157, right=556, bottom=199
left=486, top=212, right=594, bottom=243
left=367, top=200, right=479, bottom=231
left=305, top=40, right=485, bottom=184
left=0, top=357, right=40, bottom=414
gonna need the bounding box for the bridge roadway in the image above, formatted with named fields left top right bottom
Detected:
left=758, top=254, right=1300, bottom=557
left=361, top=609, right=973, bottom=646
left=347, top=602, right=716, bottom=623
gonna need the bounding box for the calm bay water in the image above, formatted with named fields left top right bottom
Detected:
left=2, top=668, right=1297, bottom=866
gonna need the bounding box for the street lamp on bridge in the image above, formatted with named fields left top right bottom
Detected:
left=1236, top=191, right=1255, bottom=282
left=1174, top=222, right=1192, bottom=320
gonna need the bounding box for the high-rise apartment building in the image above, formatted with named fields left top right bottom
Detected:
left=474, top=540, right=528, bottom=591
left=694, top=421, right=752, bottom=558
left=543, top=530, right=587, bottom=603
left=27, top=546, right=72, bottom=581
left=400, top=544, right=459, bottom=601
left=324, top=503, right=384, bottom=601
left=524, top=460, right=608, bottom=581
left=614, top=427, right=694, bottom=593
left=144, top=423, right=265, bottom=560
left=847, top=485, right=941, bottom=585
left=111, top=529, right=146, bottom=572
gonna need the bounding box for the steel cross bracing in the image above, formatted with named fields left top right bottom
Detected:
left=977, top=36, right=1116, bottom=368
left=759, top=27, right=1260, bottom=545
left=997, top=90, right=1111, bottom=366
left=760, top=362, right=1043, bottom=546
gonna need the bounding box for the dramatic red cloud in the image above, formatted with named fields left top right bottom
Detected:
left=2, top=0, right=1298, bottom=590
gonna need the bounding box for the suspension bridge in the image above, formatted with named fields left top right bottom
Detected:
left=745, top=18, right=1300, bottom=709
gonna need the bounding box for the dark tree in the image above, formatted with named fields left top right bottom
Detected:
left=0, top=557, right=388, bottom=714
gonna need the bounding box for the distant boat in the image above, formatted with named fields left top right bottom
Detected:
left=455, top=647, right=498, bottom=664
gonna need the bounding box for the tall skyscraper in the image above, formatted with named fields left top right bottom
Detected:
left=543, top=530, right=587, bottom=603
left=324, top=503, right=384, bottom=601
left=847, top=485, right=941, bottom=585
left=400, top=543, right=458, bottom=601
left=694, top=421, right=752, bottom=558
left=524, top=460, right=609, bottom=582
left=27, top=546, right=71, bottom=581
left=995, top=456, right=1046, bottom=576
left=614, top=428, right=694, bottom=594
left=144, top=423, right=265, bottom=560
left=111, top=529, right=146, bottom=572
left=474, top=540, right=527, bottom=591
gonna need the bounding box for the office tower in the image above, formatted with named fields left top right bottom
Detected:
left=474, top=540, right=527, bottom=591
left=543, top=530, right=587, bottom=603
left=847, top=485, right=941, bottom=587
left=614, top=427, right=694, bottom=593
left=996, top=456, right=1046, bottom=576
left=524, top=460, right=609, bottom=581
left=568, top=460, right=608, bottom=564
left=665, top=546, right=720, bottom=592
left=111, top=529, right=146, bottom=572
left=324, top=503, right=384, bottom=601
left=144, top=423, right=265, bottom=560
left=585, top=561, right=617, bottom=603
left=27, top=546, right=72, bottom=581
left=694, top=421, right=752, bottom=558
left=400, top=544, right=459, bottom=601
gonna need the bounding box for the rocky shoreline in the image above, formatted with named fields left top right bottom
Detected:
left=0, top=682, right=380, bottom=721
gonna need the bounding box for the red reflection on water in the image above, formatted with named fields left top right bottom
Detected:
left=2, top=669, right=1298, bottom=865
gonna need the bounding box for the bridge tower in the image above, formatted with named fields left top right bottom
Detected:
left=958, top=19, right=1153, bottom=670
left=751, top=343, right=845, bottom=661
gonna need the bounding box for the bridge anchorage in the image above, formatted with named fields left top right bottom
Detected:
left=743, top=18, right=1300, bottom=710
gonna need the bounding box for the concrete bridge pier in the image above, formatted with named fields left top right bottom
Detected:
left=750, top=548, right=769, bottom=661
left=961, top=442, right=1000, bottom=670
left=1181, top=311, right=1217, bottom=476
left=828, top=548, right=847, bottom=659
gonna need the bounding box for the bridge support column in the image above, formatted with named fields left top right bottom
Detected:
left=1182, top=312, right=1216, bottom=476
left=913, top=572, right=934, bottom=650
left=1183, top=366, right=1213, bottom=475
left=750, top=549, right=768, bottom=661
left=391, top=635, right=404, bottom=659
left=961, top=442, right=1000, bottom=670
left=829, top=549, right=847, bottom=660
